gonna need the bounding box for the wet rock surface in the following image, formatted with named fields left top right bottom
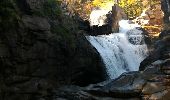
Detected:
left=54, top=40, right=170, bottom=99
left=127, top=27, right=151, bottom=45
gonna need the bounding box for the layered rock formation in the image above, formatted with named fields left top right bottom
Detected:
left=0, top=0, right=106, bottom=99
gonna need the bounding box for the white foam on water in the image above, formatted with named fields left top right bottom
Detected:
left=90, top=9, right=110, bottom=26
left=86, top=20, right=148, bottom=79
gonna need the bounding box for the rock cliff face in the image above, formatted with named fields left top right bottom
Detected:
left=135, top=2, right=163, bottom=37
left=161, top=0, right=170, bottom=24
left=0, top=0, right=106, bottom=99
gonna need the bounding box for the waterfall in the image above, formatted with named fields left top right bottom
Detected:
left=86, top=20, right=148, bottom=79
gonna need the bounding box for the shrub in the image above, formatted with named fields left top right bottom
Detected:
left=43, top=0, right=62, bottom=18
left=0, top=0, right=20, bottom=31
left=92, top=0, right=114, bottom=9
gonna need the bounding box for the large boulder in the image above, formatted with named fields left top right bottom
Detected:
left=139, top=34, right=170, bottom=71
left=22, top=15, right=50, bottom=31
left=111, top=4, right=127, bottom=33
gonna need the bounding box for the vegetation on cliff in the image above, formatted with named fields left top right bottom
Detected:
left=0, top=0, right=106, bottom=92
left=0, top=0, right=20, bottom=31
left=42, top=0, right=62, bottom=17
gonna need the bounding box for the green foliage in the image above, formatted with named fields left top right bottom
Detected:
left=43, top=0, right=62, bottom=18
left=51, top=24, right=76, bottom=48
left=32, top=0, right=62, bottom=18
left=118, top=0, right=143, bottom=19
left=93, top=0, right=113, bottom=6
left=51, top=25, right=69, bottom=37
left=149, top=0, right=160, bottom=7
left=92, top=0, right=114, bottom=9
left=0, top=0, right=20, bottom=31
left=43, top=0, right=77, bottom=48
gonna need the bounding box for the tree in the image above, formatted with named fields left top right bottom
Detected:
left=118, top=0, right=143, bottom=19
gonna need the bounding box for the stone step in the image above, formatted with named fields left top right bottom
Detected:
left=163, top=75, right=170, bottom=79
left=161, top=67, right=170, bottom=70
left=162, top=53, right=170, bottom=58
left=161, top=60, right=170, bottom=70
left=163, top=51, right=170, bottom=54
left=0, top=44, right=10, bottom=57
left=142, top=82, right=167, bottom=95
left=162, top=70, right=170, bottom=75
left=162, top=79, right=170, bottom=86
left=165, top=47, right=170, bottom=51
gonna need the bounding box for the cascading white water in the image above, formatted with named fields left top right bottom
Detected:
left=86, top=20, right=148, bottom=79
left=89, top=9, right=110, bottom=26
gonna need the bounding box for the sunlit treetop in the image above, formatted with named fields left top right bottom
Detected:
left=118, top=0, right=144, bottom=19
left=92, top=0, right=114, bottom=9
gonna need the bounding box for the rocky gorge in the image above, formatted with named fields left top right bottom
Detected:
left=0, top=0, right=170, bottom=100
